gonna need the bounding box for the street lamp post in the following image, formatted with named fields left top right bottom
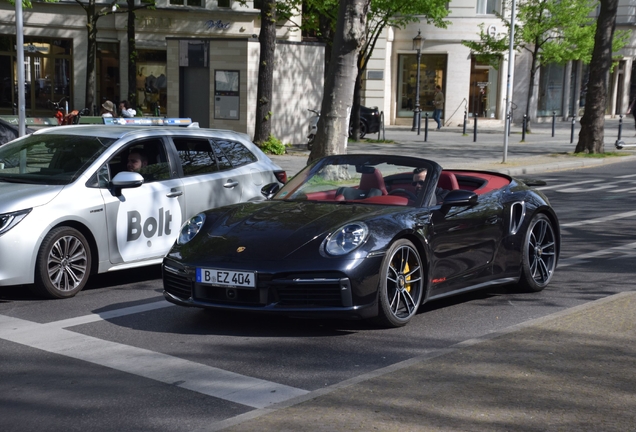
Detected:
left=411, top=30, right=423, bottom=132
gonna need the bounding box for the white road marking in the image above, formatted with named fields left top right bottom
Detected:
left=558, top=241, right=636, bottom=268
left=0, top=302, right=308, bottom=409
left=616, top=174, right=636, bottom=178
left=537, top=179, right=597, bottom=191
left=560, top=210, right=636, bottom=228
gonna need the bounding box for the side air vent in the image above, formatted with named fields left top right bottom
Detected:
left=509, top=201, right=526, bottom=235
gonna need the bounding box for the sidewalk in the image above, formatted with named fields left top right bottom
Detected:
left=220, top=292, right=636, bottom=432
left=271, top=117, right=636, bottom=177
left=241, top=122, right=636, bottom=432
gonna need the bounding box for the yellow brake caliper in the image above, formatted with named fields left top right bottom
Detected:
left=404, top=261, right=411, bottom=293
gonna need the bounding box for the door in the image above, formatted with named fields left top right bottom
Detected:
left=99, top=139, right=185, bottom=265
left=429, top=191, right=504, bottom=294
left=171, top=137, right=245, bottom=218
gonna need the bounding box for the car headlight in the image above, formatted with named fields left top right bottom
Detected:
left=177, top=213, right=206, bottom=245
left=325, top=222, right=369, bottom=256
left=0, top=209, right=31, bottom=237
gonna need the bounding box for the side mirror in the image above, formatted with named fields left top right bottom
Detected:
left=261, top=182, right=281, bottom=199
left=110, top=171, right=144, bottom=196
left=441, top=189, right=478, bottom=207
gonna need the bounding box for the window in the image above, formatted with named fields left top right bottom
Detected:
left=173, top=138, right=220, bottom=177
left=0, top=36, right=72, bottom=114
left=396, top=54, right=447, bottom=118
left=212, top=140, right=257, bottom=169
left=107, top=140, right=170, bottom=183
left=476, top=0, right=497, bottom=15
left=538, top=63, right=565, bottom=117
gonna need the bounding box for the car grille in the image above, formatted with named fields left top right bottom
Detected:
left=163, top=269, right=192, bottom=300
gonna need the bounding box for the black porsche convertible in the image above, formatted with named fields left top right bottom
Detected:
left=162, top=154, right=560, bottom=327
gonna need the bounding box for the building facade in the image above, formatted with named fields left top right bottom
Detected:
left=362, top=0, right=636, bottom=127
left=1, top=1, right=280, bottom=114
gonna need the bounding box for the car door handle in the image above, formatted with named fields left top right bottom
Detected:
left=224, top=180, right=239, bottom=188
left=166, top=189, right=183, bottom=198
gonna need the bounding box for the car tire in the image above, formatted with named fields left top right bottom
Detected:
left=359, top=121, right=367, bottom=138
left=33, top=227, right=92, bottom=299
left=518, top=213, right=557, bottom=292
left=374, top=239, right=424, bottom=328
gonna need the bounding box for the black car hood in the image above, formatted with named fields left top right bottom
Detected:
left=185, top=200, right=402, bottom=261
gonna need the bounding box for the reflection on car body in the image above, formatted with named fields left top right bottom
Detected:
left=0, top=120, right=286, bottom=299
left=162, top=154, right=560, bottom=328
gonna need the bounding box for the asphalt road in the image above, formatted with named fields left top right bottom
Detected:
left=1, top=160, right=635, bottom=431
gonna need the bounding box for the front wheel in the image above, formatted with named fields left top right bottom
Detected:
left=374, top=239, right=424, bottom=327
left=518, top=213, right=557, bottom=292
left=32, top=227, right=92, bottom=299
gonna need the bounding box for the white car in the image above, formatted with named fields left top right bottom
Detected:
left=0, top=119, right=286, bottom=298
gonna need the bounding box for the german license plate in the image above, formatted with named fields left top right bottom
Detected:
left=196, top=268, right=256, bottom=288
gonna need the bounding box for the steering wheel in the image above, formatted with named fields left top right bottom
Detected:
left=388, top=188, right=417, bottom=200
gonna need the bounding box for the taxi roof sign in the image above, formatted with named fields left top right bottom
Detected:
left=103, top=117, right=193, bottom=126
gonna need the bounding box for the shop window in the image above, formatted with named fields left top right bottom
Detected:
left=397, top=54, right=446, bottom=118
left=0, top=36, right=72, bottom=115
left=469, top=56, right=499, bottom=118
left=537, top=63, right=565, bottom=117
left=476, top=0, right=497, bottom=14
left=137, top=50, right=168, bottom=116
left=219, top=0, right=231, bottom=7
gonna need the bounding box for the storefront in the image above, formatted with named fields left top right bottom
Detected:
left=0, top=35, right=72, bottom=115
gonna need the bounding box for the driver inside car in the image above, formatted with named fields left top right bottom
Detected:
left=413, top=167, right=449, bottom=204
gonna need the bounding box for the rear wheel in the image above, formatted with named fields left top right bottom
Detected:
left=375, top=239, right=424, bottom=327
left=359, top=121, right=368, bottom=138
left=32, top=227, right=91, bottom=299
left=518, top=213, right=557, bottom=292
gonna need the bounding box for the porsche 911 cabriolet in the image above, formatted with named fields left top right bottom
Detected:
left=162, top=154, right=560, bottom=327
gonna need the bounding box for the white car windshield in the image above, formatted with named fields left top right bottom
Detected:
left=0, top=134, right=115, bottom=185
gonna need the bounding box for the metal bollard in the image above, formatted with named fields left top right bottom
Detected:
left=473, top=113, right=478, bottom=142
left=462, top=110, right=467, bottom=135
left=615, top=115, right=624, bottom=149
left=417, top=110, right=421, bottom=136
left=507, top=113, right=511, bottom=137
left=521, top=114, right=527, bottom=141
left=570, top=117, right=576, bottom=143
left=424, top=113, right=429, bottom=142
left=552, top=111, right=556, bottom=137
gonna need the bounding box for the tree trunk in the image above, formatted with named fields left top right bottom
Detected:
left=308, top=0, right=370, bottom=163
left=524, top=44, right=540, bottom=133
left=253, top=0, right=276, bottom=145
left=576, top=0, right=618, bottom=154
left=127, top=1, right=137, bottom=109
left=85, top=8, right=98, bottom=112
left=350, top=68, right=362, bottom=141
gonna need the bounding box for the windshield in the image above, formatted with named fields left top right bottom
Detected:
left=274, top=155, right=435, bottom=207
left=0, top=134, right=116, bottom=185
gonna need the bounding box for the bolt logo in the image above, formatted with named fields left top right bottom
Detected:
left=127, top=208, right=173, bottom=241
left=116, top=196, right=182, bottom=262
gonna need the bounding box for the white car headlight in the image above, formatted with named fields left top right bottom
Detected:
left=325, top=222, right=369, bottom=256
left=177, top=213, right=206, bottom=245
left=0, top=209, right=31, bottom=237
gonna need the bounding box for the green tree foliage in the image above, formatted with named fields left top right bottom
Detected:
left=462, top=0, right=600, bottom=128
